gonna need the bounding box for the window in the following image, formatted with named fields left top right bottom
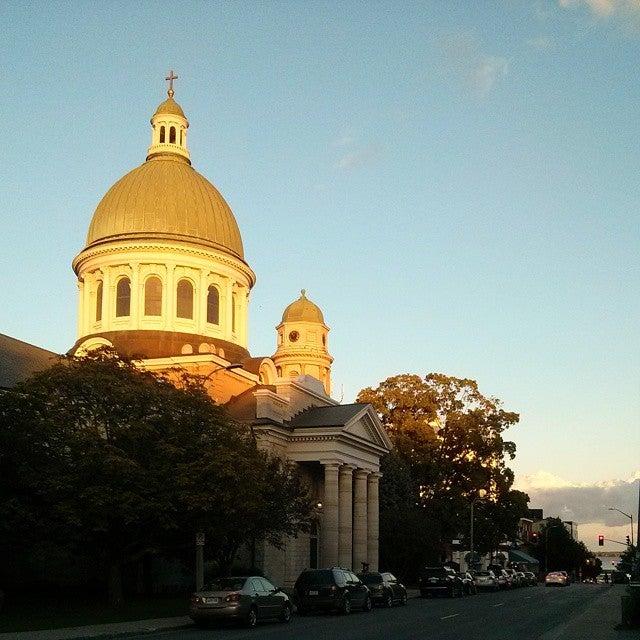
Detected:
left=176, top=279, right=193, bottom=319
left=180, top=130, right=183, bottom=145
left=115, top=277, right=130, bottom=317
left=95, top=281, right=103, bottom=321
left=159, top=126, right=165, bottom=143
left=169, top=126, right=176, bottom=144
left=206, top=285, right=219, bottom=324
left=259, top=578, right=275, bottom=593
left=144, top=276, right=162, bottom=316
left=231, top=293, right=237, bottom=332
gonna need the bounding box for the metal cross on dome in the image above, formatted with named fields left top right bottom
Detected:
left=165, top=70, right=178, bottom=97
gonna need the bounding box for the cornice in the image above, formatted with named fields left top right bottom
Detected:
left=72, top=241, right=256, bottom=285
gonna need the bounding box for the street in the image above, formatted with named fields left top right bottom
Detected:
left=126, top=584, right=620, bottom=640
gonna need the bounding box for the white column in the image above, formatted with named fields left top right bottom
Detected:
left=338, top=465, right=354, bottom=568
left=321, top=462, right=340, bottom=568
left=367, top=472, right=381, bottom=572
left=353, top=469, right=368, bottom=572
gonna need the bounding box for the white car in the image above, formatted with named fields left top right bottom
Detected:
left=545, top=571, right=568, bottom=586
left=474, top=571, right=499, bottom=591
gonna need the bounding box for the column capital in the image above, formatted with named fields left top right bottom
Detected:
left=320, top=460, right=342, bottom=470
left=368, top=471, right=383, bottom=481
left=339, top=464, right=356, bottom=475
left=353, top=468, right=370, bottom=479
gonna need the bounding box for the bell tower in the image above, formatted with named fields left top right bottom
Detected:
left=272, top=290, right=333, bottom=395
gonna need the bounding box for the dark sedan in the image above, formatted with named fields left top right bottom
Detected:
left=190, top=576, right=292, bottom=628
left=357, top=571, right=408, bottom=607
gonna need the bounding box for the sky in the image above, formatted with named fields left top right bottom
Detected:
left=1, top=0, right=638, bottom=550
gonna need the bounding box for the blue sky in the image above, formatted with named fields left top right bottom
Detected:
left=1, top=0, right=638, bottom=530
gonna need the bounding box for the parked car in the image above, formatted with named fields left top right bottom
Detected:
left=357, top=571, right=408, bottom=607
left=545, top=571, right=569, bottom=587
left=523, top=571, right=538, bottom=586
left=294, top=568, right=372, bottom=615
left=418, top=566, right=464, bottom=598
left=504, top=568, right=521, bottom=587
left=474, top=570, right=500, bottom=591
left=515, top=571, right=528, bottom=587
left=494, top=569, right=512, bottom=589
left=458, top=572, right=477, bottom=595
left=190, top=576, right=292, bottom=628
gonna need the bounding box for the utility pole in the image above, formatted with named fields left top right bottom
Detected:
left=196, top=532, right=205, bottom=591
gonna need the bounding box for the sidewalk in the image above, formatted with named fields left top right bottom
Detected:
left=0, top=616, right=191, bottom=640
left=540, top=585, right=637, bottom=640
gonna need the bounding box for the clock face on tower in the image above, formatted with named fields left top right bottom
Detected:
left=289, top=330, right=299, bottom=343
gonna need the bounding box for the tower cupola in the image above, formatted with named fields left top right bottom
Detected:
left=147, top=70, right=190, bottom=163
left=273, top=290, right=333, bottom=395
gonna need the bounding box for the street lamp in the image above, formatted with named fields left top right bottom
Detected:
left=469, top=489, right=487, bottom=572
left=202, top=362, right=243, bottom=381
left=608, top=507, right=634, bottom=547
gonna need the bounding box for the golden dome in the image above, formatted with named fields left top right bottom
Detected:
left=85, top=155, right=244, bottom=258
left=153, top=96, right=186, bottom=119
left=281, top=290, right=325, bottom=324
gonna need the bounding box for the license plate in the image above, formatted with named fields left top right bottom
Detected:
left=204, top=597, right=220, bottom=604
left=309, top=590, right=319, bottom=596
left=429, top=578, right=438, bottom=583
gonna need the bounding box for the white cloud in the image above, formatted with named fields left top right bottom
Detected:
left=515, top=470, right=639, bottom=533
left=335, top=144, right=381, bottom=170
left=526, top=35, right=555, bottom=50
left=558, top=0, right=640, bottom=18
left=438, top=33, right=509, bottom=97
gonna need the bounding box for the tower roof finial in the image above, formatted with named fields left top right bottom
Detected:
left=165, top=69, right=178, bottom=98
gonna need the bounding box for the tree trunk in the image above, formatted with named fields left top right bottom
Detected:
left=108, top=561, right=124, bottom=607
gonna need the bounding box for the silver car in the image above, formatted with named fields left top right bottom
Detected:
left=474, top=570, right=500, bottom=591
left=190, top=576, right=293, bottom=628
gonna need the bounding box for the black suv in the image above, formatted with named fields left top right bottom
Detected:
left=294, top=568, right=372, bottom=615
left=357, top=571, right=408, bottom=607
left=418, top=566, right=464, bottom=598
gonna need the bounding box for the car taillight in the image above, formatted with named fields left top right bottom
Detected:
left=225, top=592, right=241, bottom=603
left=330, top=585, right=337, bottom=592
left=191, top=595, right=202, bottom=604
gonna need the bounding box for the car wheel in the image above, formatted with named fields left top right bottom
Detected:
left=280, top=603, right=292, bottom=623
left=245, top=606, right=258, bottom=628
left=400, top=592, right=408, bottom=606
left=341, top=596, right=351, bottom=615
left=363, top=595, right=373, bottom=612
left=384, top=591, right=393, bottom=608
left=297, top=606, right=308, bottom=616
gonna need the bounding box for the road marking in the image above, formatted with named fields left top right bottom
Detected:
left=440, top=613, right=460, bottom=619
left=492, top=602, right=504, bottom=607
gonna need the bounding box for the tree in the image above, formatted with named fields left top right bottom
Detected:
left=0, top=349, right=311, bottom=604
left=358, top=373, right=523, bottom=567
left=526, top=518, right=595, bottom=575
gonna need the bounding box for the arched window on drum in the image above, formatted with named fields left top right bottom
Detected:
left=95, top=281, right=103, bottom=322
left=115, top=277, right=130, bottom=317
left=144, top=276, right=162, bottom=316
left=206, top=285, right=219, bottom=325
left=176, top=279, right=194, bottom=319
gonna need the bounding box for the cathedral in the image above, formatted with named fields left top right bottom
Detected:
left=0, top=76, right=391, bottom=587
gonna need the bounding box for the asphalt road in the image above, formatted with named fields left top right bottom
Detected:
left=128, top=584, right=611, bottom=640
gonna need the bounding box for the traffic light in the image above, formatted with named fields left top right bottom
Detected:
left=598, top=534, right=604, bottom=546
left=531, top=532, right=539, bottom=543
left=626, top=535, right=631, bottom=546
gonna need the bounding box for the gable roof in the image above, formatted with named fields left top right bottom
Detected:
left=288, top=403, right=368, bottom=428
left=0, top=333, right=59, bottom=388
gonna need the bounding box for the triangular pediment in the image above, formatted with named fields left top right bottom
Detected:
left=343, top=406, right=392, bottom=451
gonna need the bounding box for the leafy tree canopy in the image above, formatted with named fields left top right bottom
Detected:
left=0, top=349, right=311, bottom=604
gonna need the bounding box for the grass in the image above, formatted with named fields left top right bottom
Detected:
left=0, top=593, right=189, bottom=632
